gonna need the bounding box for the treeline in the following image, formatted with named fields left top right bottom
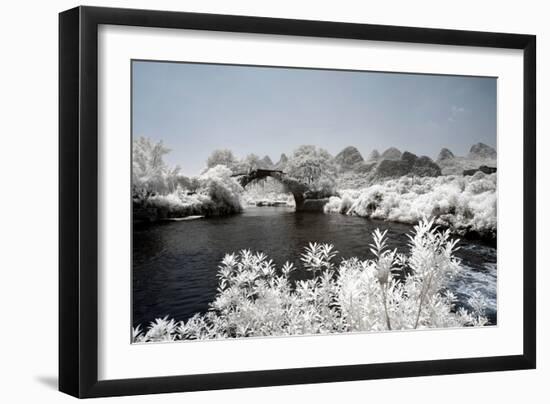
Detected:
left=132, top=138, right=340, bottom=221
left=132, top=138, right=242, bottom=222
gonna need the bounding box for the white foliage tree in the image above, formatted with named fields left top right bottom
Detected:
left=132, top=136, right=182, bottom=197
left=285, top=145, right=337, bottom=195
left=206, top=149, right=238, bottom=170
left=243, top=153, right=262, bottom=172
left=133, top=139, right=244, bottom=218
left=197, top=165, right=244, bottom=214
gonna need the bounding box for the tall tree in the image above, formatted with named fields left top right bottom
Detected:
left=286, top=145, right=336, bottom=184
left=206, top=149, right=237, bottom=169
left=243, top=153, right=262, bottom=172
left=133, top=137, right=180, bottom=196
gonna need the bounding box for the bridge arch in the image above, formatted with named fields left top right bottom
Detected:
left=232, top=169, right=309, bottom=209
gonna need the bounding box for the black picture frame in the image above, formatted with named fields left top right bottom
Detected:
left=59, top=5, right=536, bottom=398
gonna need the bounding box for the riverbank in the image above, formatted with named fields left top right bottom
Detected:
left=133, top=193, right=241, bottom=223
left=133, top=165, right=244, bottom=223
left=243, top=191, right=295, bottom=208
left=325, top=172, right=496, bottom=240
left=135, top=170, right=497, bottom=245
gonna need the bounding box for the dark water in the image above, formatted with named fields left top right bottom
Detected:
left=133, top=207, right=497, bottom=327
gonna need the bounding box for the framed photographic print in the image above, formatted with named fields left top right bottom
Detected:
left=59, top=6, right=536, bottom=398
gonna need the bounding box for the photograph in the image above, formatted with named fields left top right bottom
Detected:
left=130, top=60, right=497, bottom=343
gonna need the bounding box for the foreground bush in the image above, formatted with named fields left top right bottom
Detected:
left=326, top=172, right=496, bottom=237
left=133, top=219, right=489, bottom=343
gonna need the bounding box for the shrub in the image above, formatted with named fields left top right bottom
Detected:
left=197, top=165, right=244, bottom=214
left=145, top=190, right=212, bottom=217
left=326, top=173, right=496, bottom=237
left=142, top=165, right=244, bottom=219
left=132, top=219, right=488, bottom=343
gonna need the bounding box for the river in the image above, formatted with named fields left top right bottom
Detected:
left=132, top=206, right=497, bottom=328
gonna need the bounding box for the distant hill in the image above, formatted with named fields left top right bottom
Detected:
left=437, top=148, right=455, bottom=161
left=381, top=147, right=402, bottom=160
left=275, top=153, right=288, bottom=170
left=335, top=142, right=496, bottom=189
left=436, top=143, right=496, bottom=175
left=334, top=146, right=364, bottom=171
left=260, top=155, right=274, bottom=169
left=469, top=142, right=497, bottom=159
left=369, top=151, right=441, bottom=180
left=367, top=149, right=380, bottom=161
left=334, top=146, right=442, bottom=186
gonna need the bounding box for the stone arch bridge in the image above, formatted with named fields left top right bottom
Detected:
left=231, top=169, right=333, bottom=211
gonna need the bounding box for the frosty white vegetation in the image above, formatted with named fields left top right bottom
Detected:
left=150, top=164, right=243, bottom=212
left=325, top=172, right=496, bottom=237
left=133, top=137, right=244, bottom=219
left=284, top=145, right=337, bottom=196
left=132, top=136, right=183, bottom=195
left=140, top=165, right=244, bottom=218
left=133, top=219, right=488, bottom=343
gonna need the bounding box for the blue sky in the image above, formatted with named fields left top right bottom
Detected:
left=132, top=60, right=496, bottom=176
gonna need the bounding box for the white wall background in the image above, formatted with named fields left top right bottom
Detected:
left=0, top=0, right=546, bottom=402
